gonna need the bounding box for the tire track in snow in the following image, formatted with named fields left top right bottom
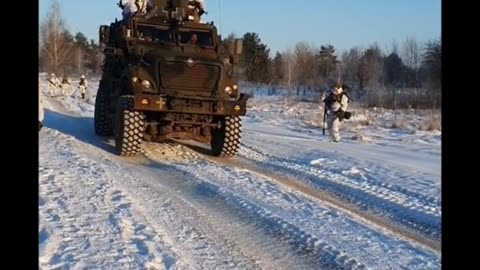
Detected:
left=39, top=129, right=181, bottom=270
left=245, top=129, right=440, bottom=203
left=41, top=91, right=266, bottom=269
left=143, top=143, right=440, bottom=269
left=213, top=153, right=440, bottom=253
left=236, top=142, right=441, bottom=244
left=101, top=163, right=264, bottom=270
left=69, top=139, right=266, bottom=270
left=40, top=84, right=439, bottom=269
left=143, top=143, right=367, bottom=270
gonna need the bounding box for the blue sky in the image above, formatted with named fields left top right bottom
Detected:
left=39, top=0, right=441, bottom=54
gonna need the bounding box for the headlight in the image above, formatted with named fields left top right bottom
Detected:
left=132, top=77, right=139, bottom=83
left=224, top=86, right=233, bottom=95
left=141, top=80, right=151, bottom=89
left=232, top=84, right=238, bottom=91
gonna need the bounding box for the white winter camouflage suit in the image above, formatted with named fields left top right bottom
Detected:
left=120, top=0, right=155, bottom=19
left=39, top=81, right=44, bottom=130
left=187, top=0, right=205, bottom=10
left=322, top=87, right=349, bottom=142
left=48, top=75, right=59, bottom=97
left=120, top=0, right=205, bottom=19
left=79, top=77, right=88, bottom=98
left=61, top=77, right=71, bottom=96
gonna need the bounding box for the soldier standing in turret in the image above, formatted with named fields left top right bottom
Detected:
left=186, top=0, right=206, bottom=22
left=118, top=0, right=155, bottom=19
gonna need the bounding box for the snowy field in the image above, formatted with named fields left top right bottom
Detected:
left=39, top=74, right=441, bottom=270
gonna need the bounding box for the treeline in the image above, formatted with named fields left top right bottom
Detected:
left=226, top=32, right=441, bottom=109
left=39, top=0, right=103, bottom=77
left=39, top=0, right=441, bottom=108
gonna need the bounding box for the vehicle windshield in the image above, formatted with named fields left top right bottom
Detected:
left=178, top=29, right=214, bottom=47
left=136, top=25, right=174, bottom=44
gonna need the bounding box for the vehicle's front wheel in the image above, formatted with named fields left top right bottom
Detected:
left=210, top=116, right=242, bottom=157
left=114, top=95, right=145, bottom=156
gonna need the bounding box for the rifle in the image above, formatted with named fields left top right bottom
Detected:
left=322, top=105, right=327, bottom=135
left=117, top=0, right=124, bottom=9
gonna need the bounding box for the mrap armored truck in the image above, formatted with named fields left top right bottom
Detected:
left=95, top=0, right=247, bottom=157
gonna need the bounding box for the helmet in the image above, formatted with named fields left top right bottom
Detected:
left=50, top=73, right=55, bottom=77
left=80, top=74, right=85, bottom=79
left=333, top=83, right=343, bottom=95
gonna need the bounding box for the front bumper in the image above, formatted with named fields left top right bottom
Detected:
left=133, top=93, right=249, bottom=116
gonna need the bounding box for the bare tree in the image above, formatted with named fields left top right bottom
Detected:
left=293, top=41, right=317, bottom=94
left=73, top=47, right=84, bottom=75
left=383, top=39, right=399, bottom=57
left=422, top=38, right=441, bottom=105
left=357, top=48, right=378, bottom=90
left=391, top=39, right=399, bottom=55
left=39, top=0, right=72, bottom=74
left=369, top=42, right=385, bottom=86
left=282, top=49, right=295, bottom=95
left=269, top=51, right=284, bottom=94
left=341, top=47, right=361, bottom=88
left=72, top=32, right=90, bottom=75
left=402, top=36, right=421, bottom=88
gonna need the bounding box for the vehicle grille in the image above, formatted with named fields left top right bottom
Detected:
left=159, top=61, right=220, bottom=96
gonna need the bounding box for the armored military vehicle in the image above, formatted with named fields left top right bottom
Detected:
left=95, top=0, right=247, bottom=157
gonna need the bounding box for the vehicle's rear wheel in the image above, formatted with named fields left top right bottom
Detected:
left=94, top=87, right=113, bottom=136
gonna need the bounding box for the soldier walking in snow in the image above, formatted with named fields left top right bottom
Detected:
left=61, top=74, right=72, bottom=97
left=78, top=74, right=88, bottom=99
left=48, top=73, right=59, bottom=97
left=39, top=80, right=44, bottom=131
left=321, top=82, right=351, bottom=142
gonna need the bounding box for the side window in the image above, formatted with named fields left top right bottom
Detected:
left=154, top=29, right=173, bottom=43
left=137, top=25, right=173, bottom=43
left=197, top=32, right=213, bottom=46
left=179, top=30, right=214, bottom=47
left=179, top=32, right=191, bottom=44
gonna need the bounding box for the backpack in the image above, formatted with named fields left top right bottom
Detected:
left=325, top=91, right=350, bottom=107
left=324, top=91, right=352, bottom=120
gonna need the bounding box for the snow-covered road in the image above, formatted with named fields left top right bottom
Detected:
left=39, top=78, right=441, bottom=270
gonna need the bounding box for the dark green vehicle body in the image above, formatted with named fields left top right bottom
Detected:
left=94, top=0, right=247, bottom=157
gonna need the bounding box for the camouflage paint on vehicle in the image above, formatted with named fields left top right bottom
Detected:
left=95, top=0, right=247, bottom=156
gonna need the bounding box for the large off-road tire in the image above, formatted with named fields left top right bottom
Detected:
left=114, top=95, right=145, bottom=156
left=94, top=87, right=113, bottom=136
left=210, top=116, right=242, bottom=157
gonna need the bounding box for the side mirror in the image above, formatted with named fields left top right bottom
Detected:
left=99, top=25, right=110, bottom=44
left=234, top=39, right=243, bottom=55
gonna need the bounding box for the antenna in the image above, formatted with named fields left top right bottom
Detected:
left=218, top=0, right=222, bottom=34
